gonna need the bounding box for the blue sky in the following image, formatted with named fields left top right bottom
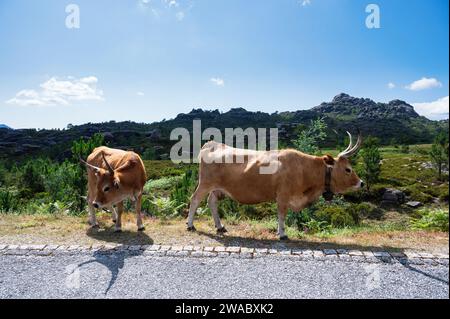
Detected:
left=0, top=0, right=448, bottom=129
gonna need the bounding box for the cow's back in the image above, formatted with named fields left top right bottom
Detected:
left=198, top=142, right=290, bottom=204
left=87, top=146, right=146, bottom=189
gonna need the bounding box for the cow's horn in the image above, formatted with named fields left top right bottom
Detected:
left=338, top=131, right=353, bottom=157
left=342, top=131, right=353, bottom=153
left=102, top=152, right=114, bottom=174
left=80, top=157, right=101, bottom=172
left=338, top=129, right=362, bottom=158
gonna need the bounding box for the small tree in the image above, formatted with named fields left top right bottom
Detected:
left=430, top=132, right=449, bottom=181
left=293, top=118, right=327, bottom=155
left=20, top=159, right=48, bottom=196
left=359, top=136, right=382, bottom=191
left=71, top=133, right=105, bottom=161
left=71, top=133, right=105, bottom=212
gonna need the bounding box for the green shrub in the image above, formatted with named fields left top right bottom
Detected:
left=71, top=133, right=105, bottom=161
left=286, top=208, right=313, bottom=229
left=20, top=159, right=47, bottom=195
left=315, top=205, right=359, bottom=228
left=149, top=197, right=186, bottom=219
left=330, top=208, right=357, bottom=227
left=141, top=195, right=153, bottom=214
left=400, top=144, right=410, bottom=154
left=301, top=219, right=331, bottom=233
left=429, top=132, right=449, bottom=181
left=142, top=147, right=157, bottom=160
left=286, top=206, right=333, bottom=233
left=170, top=168, right=198, bottom=207
left=0, top=162, right=6, bottom=187
left=403, top=184, right=434, bottom=203
left=293, top=117, right=327, bottom=155
left=218, top=197, right=240, bottom=218
left=43, top=161, right=83, bottom=211
left=359, top=136, right=382, bottom=191
left=70, top=133, right=105, bottom=212
left=410, top=208, right=449, bottom=232
left=22, top=200, right=72, bottom=215
left=143, top=160, right=192, bottom=180
left=0, top=188, right=20, bottom=213
left=437, top=184, right=449, bottom=202
left=348, top=202, right=383, bottom=220
left=144, top=176, right=183, bottom=193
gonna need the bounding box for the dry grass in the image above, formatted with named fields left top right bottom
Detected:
left=0, top=213, right=448, bottom=254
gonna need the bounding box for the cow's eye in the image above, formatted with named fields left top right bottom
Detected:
left=103, top=186, right=110, bottom=192
left=345, top=168, right=352, bottom=173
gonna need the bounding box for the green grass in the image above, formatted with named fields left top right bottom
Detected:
left=144, top=176, right=183, bottom=193
left=410, top=208, right=449, bottom=232
left=143, top=160, right=195, bottom=180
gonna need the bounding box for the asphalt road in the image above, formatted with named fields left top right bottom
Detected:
left=0, top=253, right=448, bottom=299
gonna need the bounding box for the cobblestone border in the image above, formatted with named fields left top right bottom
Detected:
left=0, top=244, right=448, bottom=266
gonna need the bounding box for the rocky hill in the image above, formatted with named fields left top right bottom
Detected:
left=0, top=93, right=447, bottom=161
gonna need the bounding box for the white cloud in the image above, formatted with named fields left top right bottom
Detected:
left=6, top=76, right=104, bottom=107
left=301, top=0, right=311, bottom=6
left=168, top=1, right=179, bottom=8
left=387, top=82, right=395, bottom=89
left=210, top=78, right=225, bottom=87
left=405, top=77, right=442, bottom=91
left=413, top=96, right=449, bottom=120
left=139, top=0, right=189, bottom=21
left=137, top=91, right=145, bottom=96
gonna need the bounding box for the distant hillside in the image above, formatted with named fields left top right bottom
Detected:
left=0, top=93, right=448, bottom=161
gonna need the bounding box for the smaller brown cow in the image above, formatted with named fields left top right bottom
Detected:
left=187, top=131, right=364, bottom=240
left=81, top=146, right=147, bottom=232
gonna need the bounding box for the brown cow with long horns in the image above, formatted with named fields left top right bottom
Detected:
left=187, top=131, right=364, bottom=240
left=81, top=146, right=147, bottom=232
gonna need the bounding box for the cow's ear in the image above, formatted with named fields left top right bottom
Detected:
left=113, top=177, right=120, bottom=189
left=323, top=155, right=335, bottom=167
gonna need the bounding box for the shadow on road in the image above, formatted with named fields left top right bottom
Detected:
left=195, top=230, right=449, bottom=285
left=78, top=228, right=153, bottom=295
left=402, top=264, right=448, bottom=285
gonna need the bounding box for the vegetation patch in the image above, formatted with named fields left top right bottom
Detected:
left=410, top=208, right=449, bottom=232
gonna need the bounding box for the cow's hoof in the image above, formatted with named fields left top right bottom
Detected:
left=217, top=227, right=228, bottom=234
left=138, top=226, right=146, bottom=232
left=114, top=228, right=122, bottom=233
left=279, top=235, right=289, bottom=241
left=187, top=225, right=197, bottom=232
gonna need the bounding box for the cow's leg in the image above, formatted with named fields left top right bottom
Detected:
left=208, top=191, right=227, bottom=233
left=135, top=194, right=145, bottom=231
left=109, top=205, right=117, bottom=223
left=187, top=186, right=209, bottom=231
left=88, top=203, right=99, bottom=228
left=114, top=201, right=123, bottom=233
left=87, top=187, right=99, bottom=228
left=277, top=203, right=288, bottom=240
